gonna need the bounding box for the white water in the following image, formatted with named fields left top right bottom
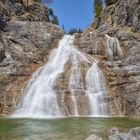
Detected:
left=68, top=48, right=88, bottom=116
left=86, top=63, right=107, bottom=116
left=14, top=35, right=107, bottom=118
left=105, top=34, right=123, bottom=61
left=69, top=66, right=81, bottom=116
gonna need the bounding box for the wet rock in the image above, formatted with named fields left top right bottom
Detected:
left=109, top=133, right=132, bottom=140
left=129, top=127, right=140, bottom=139
left=108, top=127, right=140, bottom=140
left=85, top=134, right=102, bottom=140
left=108, top=127, right=119, bottom=135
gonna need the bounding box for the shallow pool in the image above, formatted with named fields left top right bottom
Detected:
left=0, top=117, right=140, bottom=140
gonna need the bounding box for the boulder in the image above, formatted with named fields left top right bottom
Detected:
left=85, top=134, right=102, bottom=140
left=108, top=127, right=140, bottom=140
left=108, top=127, right=119, bottom=135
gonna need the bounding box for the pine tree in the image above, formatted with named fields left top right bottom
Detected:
left=105, top=0, right=110, bottom=6
left=48, top=8, right=54, bottom=17
left=62, top=25, right=65, bottom=30
left=26, top=0, right=29, bottom=11
left=94, top=0, right=103, bottom=18
left=45, top=0, right=54, bottom=4
left=51, top=15, right=59, bottom=25
left=68, top=28, right=83, bottom=35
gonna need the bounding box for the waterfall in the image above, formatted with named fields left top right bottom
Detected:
left=86, top=63, right=107, bottom=116
left=13, top=35, right=107, bottom=118
left=105, top=34, right=123, bottom=61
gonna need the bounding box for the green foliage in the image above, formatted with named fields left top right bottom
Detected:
left=45, top=0, right=54, bottom=4
left=62, top=25, right=65, bottom=30
left=68, top=28, right=83, bottom=35
left=105, top=0, right=111, bottom=6
left=94, top=0, right=103, bottom=18
left=51, top=15, right=59, bottom=25
left=48, top=8, right=54, bottom=16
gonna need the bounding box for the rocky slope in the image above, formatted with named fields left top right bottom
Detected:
left=0, top=0, right=50, bottom=22
left=74, top=0, right=140, bottom=117
left=0, top=0, right=64, bottom=115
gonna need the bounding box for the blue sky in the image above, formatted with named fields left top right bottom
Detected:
left=44, top=0, right=93, bottom=32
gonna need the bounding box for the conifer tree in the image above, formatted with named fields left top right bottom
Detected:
left=51, top=15, right=59, bottom=25
left=105, top=0, right=110, bottom=6
left=45, top=0, right=53, bottom=4
left=94, top=0, right=103, bottom=18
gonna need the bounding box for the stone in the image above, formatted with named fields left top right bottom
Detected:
left=85, top=134, right=102, bottom=140
left=108, top=127, right=119, bottom=135
left=93, top=0, right=140, bottom=33
left=129, top=127, right=140, bottom=139
left=0, top=0, right=49, bottom=22
left=108, top=127, right=140, bottom=140
left=109, top=133, right=132, bottom=140
left=0, top=50, right=6, bottom=63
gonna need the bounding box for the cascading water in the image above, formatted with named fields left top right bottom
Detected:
left=105, top=34, right=123, bottom=61
left=13, top=35, right=107, bottom=118
left=86, top=62, right=107, bottom=116
left=14, top=36, right=74, bottom=117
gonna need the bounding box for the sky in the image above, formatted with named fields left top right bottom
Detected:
left=44, top=0, right=93, bottom=32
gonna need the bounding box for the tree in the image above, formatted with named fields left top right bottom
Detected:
left=105, top=0, right=110, bottom=6
left=48, top=8, right=54, bottom=16
left=51, top=15, right=59, bottom=25
left=62, top=25, right=65, bottom=30
left=105, top=0, right=115, bottom=6
left=68, top=28, right=83, bottom=35
left=45, top=0, right=54, bottom=4
left=27, top=0, right=29, bottom=9
left=94, top=0, right=103, bottom=18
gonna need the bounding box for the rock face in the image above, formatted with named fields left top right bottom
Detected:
left=0, top=0, right=49, bottom=22
left=74, top=0, right=140, bottom=117
left=109, top=127, right=140, bottom=140
left=0, top=1, right=64, bottom=115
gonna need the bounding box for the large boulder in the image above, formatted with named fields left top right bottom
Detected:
left=109, top=127, right=140, bottom=140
